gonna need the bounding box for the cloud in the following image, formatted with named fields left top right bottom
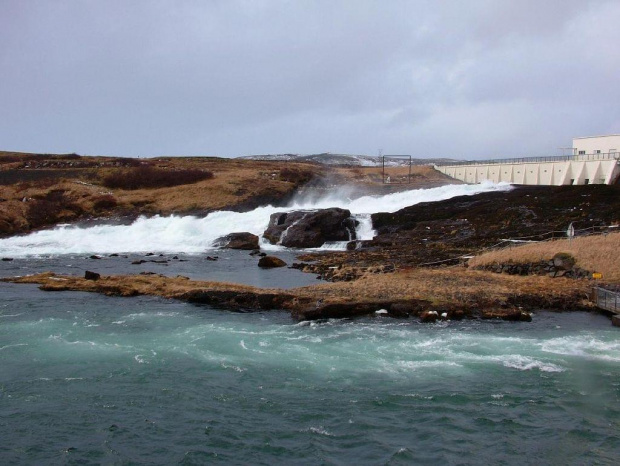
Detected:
left=0, top=0, right=618, bottom=158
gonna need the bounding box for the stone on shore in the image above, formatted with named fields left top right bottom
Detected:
left=84, top=270, right=100, bottom=280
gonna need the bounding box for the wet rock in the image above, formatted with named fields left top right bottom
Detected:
left=89, top=255, right=102, bottom=260
left=214, top=232, right=259, bottom=250
left=131, top=260, right=147, bottom=265
left=258, top=256, right=287, bottom=268
left=84, top=270, right=100, bottom=280
left=109, top=253, right=119, bottom=257
left=206, top=256, right=218, bottom=261
left=1, top=257, right=13, bottom=261
left=388, top=303, right=414, bottom=318
left=481, top=309, right=532, bottom=321
left=263, top=208, right=357, bottom=248
left=419, top=311, right=438, bottom=323
left=294, top=301, right=389, bottom=321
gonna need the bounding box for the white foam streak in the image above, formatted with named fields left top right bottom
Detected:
left=0, top=181, right=510, bottom=257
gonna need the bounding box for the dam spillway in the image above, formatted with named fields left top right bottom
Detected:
left=435, top=152, right=620, bottom=186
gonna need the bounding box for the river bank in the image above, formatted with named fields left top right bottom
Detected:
left=1, top=264, right=594, bottom=322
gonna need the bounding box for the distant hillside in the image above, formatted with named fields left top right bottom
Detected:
left=238, top=153, right=458, bottom=167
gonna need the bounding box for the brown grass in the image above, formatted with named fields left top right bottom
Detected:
left=291, top=267, right=591, bottom=307
left=331, top=165, right=454, bottom=186
left=0, top=154, right=327, bottom=234
left=468, top=231, right=620, bottom=283
left=4, top=267, right=594, bottom=316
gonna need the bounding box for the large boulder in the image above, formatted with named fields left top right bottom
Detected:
left=214, top=232, right=259, bottom=250
left=263, top=208, right=357, bottom=248
left=258, top=256, right=287, bottom=268
left=552, top=252, right=576, bottom=271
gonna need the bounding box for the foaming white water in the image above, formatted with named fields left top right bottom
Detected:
left=0, top=181, right=510, bottom=257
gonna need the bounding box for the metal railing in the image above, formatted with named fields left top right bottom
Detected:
left=435, top=152, right=620, bottom=167
left=594, top=286, right=620, bottom=313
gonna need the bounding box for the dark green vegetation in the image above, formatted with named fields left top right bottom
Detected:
left=102, top=166, right=214, bottom=190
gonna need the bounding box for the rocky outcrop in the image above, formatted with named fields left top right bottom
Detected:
left=179, top=289, right=295, bottom=310
left=84, top=270, right=100, bottom=280
left=214, top=232, right=259, bottom=250
left=263, top=208, right=357, bottom=248
left=474, top=254, right=591, bottom=279
left=257, top=256, right=287, bottom=268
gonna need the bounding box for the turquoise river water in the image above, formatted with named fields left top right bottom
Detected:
left=1, top=276, right=619, bottom=465
left=1, top=184, right=619, bottom=464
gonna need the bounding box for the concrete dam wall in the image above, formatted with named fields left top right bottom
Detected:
left=435, top=153, right=620, bottom=186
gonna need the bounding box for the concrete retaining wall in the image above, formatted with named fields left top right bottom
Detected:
left=436, top=154, right=620, bottom=186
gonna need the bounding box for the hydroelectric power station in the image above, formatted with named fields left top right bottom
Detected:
left=435, top=134, right=620, bottom=186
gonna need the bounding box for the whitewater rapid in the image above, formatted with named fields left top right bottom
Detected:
left=0, top=182, right=511, bottom=257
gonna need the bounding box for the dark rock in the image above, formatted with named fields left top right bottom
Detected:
left=387, top=303, right=413, bottom=318
left=179, top=289, right=295, bottom=311
left=552, top=252, right=576, bottom=270
left=172, top=255, right=179, bottom=259
left=132, top=260, right=147, bottom=265
left=249, top=249, right=261, bottom=256
left=214, top=232, right=259, bottom=250
left=109, top=253, right=119, bottom=257
left=293, top=301, right=390, bottom=321
left=89, top=255, right=101, bottom=260
left=206, top=256, right=218, bottom=261
left=1, top=257, right=13, bottom=261
left=346, top=241, right=358, bottom=251
left=263, top=208, right=356, bottom=248
left=258, top=256, right=287, bottom=268
left=419, top=311, right=438, bottom=323
left=145, top=252, right=155, bottom=256
left=84, top=270, right=100, bottom=280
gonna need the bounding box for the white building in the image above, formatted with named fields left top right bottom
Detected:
left=573, top=134, right=620, bottom=155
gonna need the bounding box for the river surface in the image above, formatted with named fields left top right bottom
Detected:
left=1, top=183, right=619, bottom=464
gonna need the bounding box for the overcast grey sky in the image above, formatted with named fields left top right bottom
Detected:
left=1, top=0, right=619, bottom=159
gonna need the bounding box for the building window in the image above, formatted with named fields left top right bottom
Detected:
left=595, top=150, right=601, bottom=154
left=570, top=179, right=574, bottom=185
left=578, top=150, right=586, bottom=155
left=585, top=179, right=589, bottom=185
